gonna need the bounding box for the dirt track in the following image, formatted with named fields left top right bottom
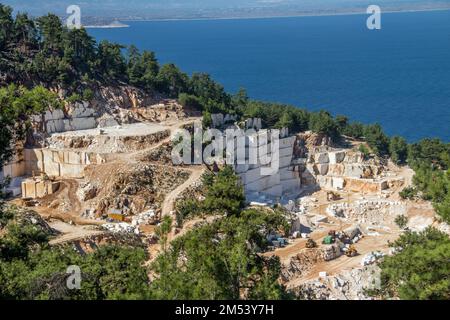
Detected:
left=48, top=220, right=105, bottom=245
left=161, top=166, right=205, bottom=216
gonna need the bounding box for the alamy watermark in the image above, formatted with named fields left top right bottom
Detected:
left=367, top=5, right=382, bottom=30
left=66, top=5, right=81, bottom=29
left=171, top=121, right=283, bottom=176
left=66, top=265, right=81, bottom=290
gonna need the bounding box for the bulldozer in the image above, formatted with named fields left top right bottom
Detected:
left=305, top=239, right=317, bottom=248
left=345, top=245, right=358, bottom=257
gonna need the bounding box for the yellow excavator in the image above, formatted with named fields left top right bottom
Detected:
left=345, top=245, right=358, bottom=257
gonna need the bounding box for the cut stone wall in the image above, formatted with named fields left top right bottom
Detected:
left=297, top=145, right=391, bottom=193
left=24, top=148, right=114, bottom=179
left=229, top=132, right=302, bottom=200
left=21, top=179, right=60, bottom=199
left=33, top=103, right=97, bottom=135
left=1, top=153, right=27, bottom=196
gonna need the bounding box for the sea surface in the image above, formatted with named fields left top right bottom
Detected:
left=89, top=10, right=450, bottom=142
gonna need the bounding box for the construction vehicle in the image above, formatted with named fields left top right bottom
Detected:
left=305, top=239, right=317, bottom=248
left=327, top=191, right=340, bottom=201
left=345, top=245, right=358, bottom=257
left=322, top=235, right=335, bottom=245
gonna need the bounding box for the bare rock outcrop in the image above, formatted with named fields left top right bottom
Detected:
left=83, top=163, right=190, bottom=216
left=295, top=265, right=381, bottom=300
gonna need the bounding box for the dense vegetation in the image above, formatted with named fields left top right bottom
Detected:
left=375, top=227, right=450, bottom=300
left=0, top=84, right=61, bottom=168
left=151, top=207, right=291, bottom=299
left=403, top=139, right=450, bottom=223
left=0, top=170, right=291, bottom=300
left=0, top=204, right=150, bottom=299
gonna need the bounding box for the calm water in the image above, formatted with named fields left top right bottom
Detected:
left=89, top=10, right=450, bottom=142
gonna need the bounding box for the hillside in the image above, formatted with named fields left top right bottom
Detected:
left=0, top=2, right=449, bottom=301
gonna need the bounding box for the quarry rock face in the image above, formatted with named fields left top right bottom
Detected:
left=292, top=132, right=391, bottom=193
left=25, top=85, right=192, bottom=148
left=329, top=151, right=346, bottom=164
left=229, top=129, right=302, bottom=201
left=295, top=265, right=381, bottom=300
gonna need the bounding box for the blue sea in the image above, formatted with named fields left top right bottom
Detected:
left=89, top=10, right=450, bottom=142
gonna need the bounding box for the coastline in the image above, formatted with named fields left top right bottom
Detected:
left=84, top=24, right=129, bottom=29
left=119, top=7, right=450, bottom=23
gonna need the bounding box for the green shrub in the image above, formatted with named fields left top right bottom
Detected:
left=399, top=187, right=417, bottom=200
left=82, top=89, right=94, bottom=101
left=358, top=144, right=370, bottom=159
left=394, top=215, right=408, bottom=229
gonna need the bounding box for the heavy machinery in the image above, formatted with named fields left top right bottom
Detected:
left=322, top=235, right=335, bottom=245
left=345, top=245, right=358, bottom=257
left=306, top=239, right=317, bottom=248
left=327, top=191, right=340, bottom=201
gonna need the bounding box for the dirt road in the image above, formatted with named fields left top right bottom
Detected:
left=161, top=166, right=205, bottom=216
left=48, top=220, right=105, bottom=245
left=286, top=231, right=399, bottom=288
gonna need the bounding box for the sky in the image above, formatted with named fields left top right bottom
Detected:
left=2, top=0, right=449, bottom=18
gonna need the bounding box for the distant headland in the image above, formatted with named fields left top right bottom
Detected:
left=83, top=20, right=129, bottom=29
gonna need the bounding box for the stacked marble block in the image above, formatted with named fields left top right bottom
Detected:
left=21, top=178, right=60, bottom=199
left=232, top=129, right=301, bottom=200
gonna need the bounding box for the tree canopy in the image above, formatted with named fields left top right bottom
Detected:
left=377, top=227, right=450, bottom=300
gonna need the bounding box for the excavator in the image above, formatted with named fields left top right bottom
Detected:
left=345, top=245, right=358, bottom=257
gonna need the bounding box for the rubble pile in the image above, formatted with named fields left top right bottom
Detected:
left=131, top=210, right=156, bottom=226
left=142, top=142, right=173, bottom=163
left=77, top=183, right=98, bottom=201
left=326, top=203, right=348, bottom=218
left=294, top=132, right=396, bottom=193
left=0, top=206, right=57, bottom=237
left=361, top=251, right=385, bottom=266
left=281, top=248, right=324, bottom=282
left=66, top=231, right=145, bottom=254
left=296, top=265, right=381, bottom=300
left=103, top=222, right=137, bottom=234
left=89, top=164, right=190, bottom=216
left=134, top=100, right=201, bottom=122
left=325, top=199, right=406, bottom=224
left=174, top=179, right=205, bottom=210
left=347, top=200, right=406, bottom=224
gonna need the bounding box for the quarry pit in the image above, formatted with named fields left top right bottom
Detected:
left=1, top=102, right=447, bottom=299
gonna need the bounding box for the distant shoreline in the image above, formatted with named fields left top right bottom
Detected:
left=84, top=25, right=129, bottom=29
left=83, top=20, right=129, bottom=29
left=119, top=7, right=450, bottom=23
